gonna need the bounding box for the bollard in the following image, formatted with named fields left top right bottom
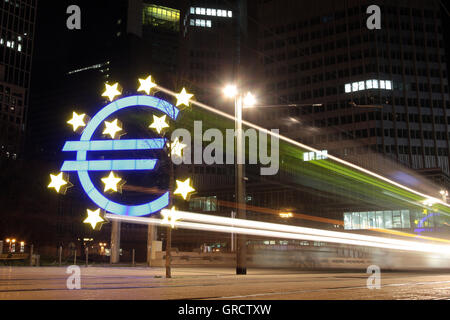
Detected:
left=85, top=247, right=88, bottom=267
left=132, top=249, right=135, bottom=267
left=59, top=246, right=62, bottom=266
left=74, top=249, right=77, bottom=265
left=30, top=244, right=33, bottom=266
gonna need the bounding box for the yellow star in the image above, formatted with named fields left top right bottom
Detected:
left=48, top=173, right=68, bottom=193
left=161, top=207, right=181, bottom=228
left=174, top=178, right=195, bottom=200
left=101, top=171, right=123, bottom=192
left=149, top=115, right=169, bottom=134
left=67, top=112, right=86, bottom=132
left=171, top=137, right=187, bottom=158
left=83, top=209, right=106, bottom=230
left=103, top=119, right=123, bottom=139
left=175, top=88, right=193, bottom=107
left=138, top=75, right=157, bottom=95
left=102, top=83, right=122, bottom=101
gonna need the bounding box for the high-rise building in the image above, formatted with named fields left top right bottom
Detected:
left=251, top=0, right=450, bottom=189
left=0, top=0, right=37, bottom=160
left=178, top=0, right=241, bottom=108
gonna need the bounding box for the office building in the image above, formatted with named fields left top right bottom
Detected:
left=0, top=0, right=37, bottom=160
left=251, top=0, right=450, bottom=188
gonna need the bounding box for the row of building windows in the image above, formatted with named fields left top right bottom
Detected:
left=189, top=19, right=211, bottom=28
left=327, top=145, right=448, bottom=157
left=265, top=4, right=438, bottom=38
left=304, top=128, right=450, bottom=148
left=345, top=80, right=392, bottom=93
left=286, top=112, right=449, bottom=129
left=189, top=7, right=232, bottom=18
left=0, top=37, right=21, bottom=51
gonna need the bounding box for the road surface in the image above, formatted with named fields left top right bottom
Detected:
left=0, top=266, right=450, bottom=300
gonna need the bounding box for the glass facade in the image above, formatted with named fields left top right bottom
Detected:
left=189, top=196, right=218, bottom=212
left=344, top=210, right=412, bottom=230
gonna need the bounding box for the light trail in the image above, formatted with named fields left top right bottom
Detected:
left=161, top=210, right=450, bottom=252
left=105, top=211, right=450, bottom=255
left=155, top=85, right=449, bottom=209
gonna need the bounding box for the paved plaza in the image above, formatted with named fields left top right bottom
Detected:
left=0, top=266, right=450, bottom=300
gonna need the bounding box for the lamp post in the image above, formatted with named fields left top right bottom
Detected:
left=223, top=86, right=256, bottom=275
left=5, top=239, right=10, bottom=253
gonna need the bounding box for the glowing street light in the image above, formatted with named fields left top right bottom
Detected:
left=223, top=84, right=238, bottom=98
left=222, top=84, right=256, bottom=275
left=279, top=212, right=294, bottom=219
left=243, top=92, right=257, bottom=108
left=5, top=238, right=15, bottom=252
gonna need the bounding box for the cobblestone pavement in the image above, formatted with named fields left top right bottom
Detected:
left=0, top=266, right=450, bottom=300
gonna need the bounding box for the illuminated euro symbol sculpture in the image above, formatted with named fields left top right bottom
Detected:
left=61, top=95, right=179, bottom=217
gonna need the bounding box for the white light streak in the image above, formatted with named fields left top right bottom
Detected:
left=106, top=212, right=450, bottom=255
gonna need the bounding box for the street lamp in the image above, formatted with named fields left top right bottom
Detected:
left=5, top=239, right=10, bottom=253
left=279, top=212, right=294, bottom=219
left=223, top=84, right=255, bottom=275
left=6, top=239, right=16, bottom=253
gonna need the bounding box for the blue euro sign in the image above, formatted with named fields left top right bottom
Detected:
left=61, top=95, right=180, bottom=217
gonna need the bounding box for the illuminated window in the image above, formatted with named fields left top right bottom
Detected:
left=207, top=8, right=211, bottom=15
left=143, top=4, right=180, bottom=31
left=195, top=19, right=201, bottom=26
left=190, top=19, right=194, bottom=26
left=385, top=80, right=392, bottom=90
left=196, top=7, right=201, bottom=14
left=352, top=82, right=358, bottom=92
left=352, top=212, right=360, bottom=229
left=212, top=9, right=216, bottom=16
left=358, top=81, right=365, bottom=91
left=372, top=80, right=379, bottom=88
left=190, top=7, right=195, bottom=14
left=376, top=211, right=384, bottom=228
left=366, top=80, right=373, bottom=89
left=380, top=80, right=386, bottom=89
left=344, top=213, right=352, bottom=229
left=228, top=10, right=233, bottom=17
left=201, top=8, right=206, bottom=15
left=206, top=20, right=212, bottom=28
left=345, top=84, right=351, bottom=93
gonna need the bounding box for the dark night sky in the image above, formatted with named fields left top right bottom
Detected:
left=32, top=1, right=126, bottom=85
